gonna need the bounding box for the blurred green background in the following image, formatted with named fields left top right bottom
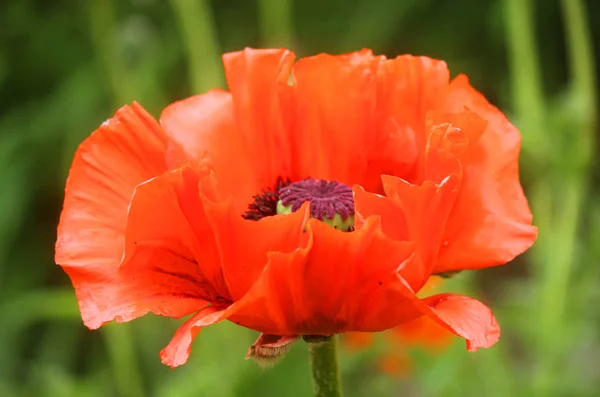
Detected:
left=1, top=0, right=598, bottom=396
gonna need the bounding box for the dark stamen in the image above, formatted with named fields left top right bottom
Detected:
left=279, top=179, right=354, bottom=221
left=243, top=177, right=291, bottom=221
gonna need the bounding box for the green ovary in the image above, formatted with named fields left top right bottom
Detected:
left=276, top=200, right=355, bottom=232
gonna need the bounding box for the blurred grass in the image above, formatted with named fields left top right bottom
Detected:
left=0, top=0, right=599, bottom=396
left=170, top=0, right=225, bottom=93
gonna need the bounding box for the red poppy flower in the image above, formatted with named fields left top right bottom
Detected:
left=55, top=48, right=536, bottom=367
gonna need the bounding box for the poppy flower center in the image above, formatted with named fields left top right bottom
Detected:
left=277, top=179, right=355, bottom=232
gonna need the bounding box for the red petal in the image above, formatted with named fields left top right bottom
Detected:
left=378, top=55, right=451, bottom=182
left=68, top=165, right=227, bottom=329
left=426, top=111, right=487, bottom=159
left=55, top=103, right=169, bottom=328
left=295, top=54, right=447, bottom=190
left=228, top=217, right=417, bottom=335
left=223, top=48, right=297, bottom=188
left=160, top=90, right=259, bottom=209
left=422, top=112, right=474, bottom=185
left=291, top=50, right=383, bottom=187
left=122, top=165, right=229, bottom=303
left=416, top=293, right=500, bottom=351
left=160, top=305, right=229, bottom=367
left=115, top=246, right=211, bottom=322
left=353, top=185, right=407, bottom=241
left=354, top=173, right=460, bottom=291
left=434, top=75, right=538, bottom=271
left=202, top=200, right=310, bottom=301
left=291, top=51, right=419, bottom=191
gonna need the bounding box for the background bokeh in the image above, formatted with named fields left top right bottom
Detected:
left=1, top=0, right=599, bottom=396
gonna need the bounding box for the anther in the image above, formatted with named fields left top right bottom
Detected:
left=242, top=177, right=290, bottom=221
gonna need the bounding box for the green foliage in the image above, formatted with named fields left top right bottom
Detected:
left=0, top=0, right=598, bottom=396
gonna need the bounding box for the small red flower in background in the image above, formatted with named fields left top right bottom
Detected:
left=55, top=48, right=537, bottom=367
left=345, top=277, right=455, bottom=377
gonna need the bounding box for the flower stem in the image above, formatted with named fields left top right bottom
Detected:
left=307, top=336, right=343, bottom=397
left=169, top=0, right=224, bottom=93
left=561, top=0, right=597, bottom=159
left=258, top=0, right=294, bottom=48
left=503, top=0, right=546, bottom=155
left=88, top=0, right=135, bottom=106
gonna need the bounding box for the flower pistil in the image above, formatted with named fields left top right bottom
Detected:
left=277, top=178, right=355, bottom=231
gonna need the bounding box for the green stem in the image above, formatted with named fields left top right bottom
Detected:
left=88, top=0, right=134, bottom=106
left=170, top=0, right=225, bottom=93
left=258, top=0, right=293, bottom=48
left=504, top=0, right=596, bottom=394
left=531, top=0, right=597, bottom=393
left=308, top=336, right=343, bottom=397
left=561, top=0, right=597, bottom=161
left=503, top=0, right=546, bottom=156
left=104, top=324, right=146, bottom=397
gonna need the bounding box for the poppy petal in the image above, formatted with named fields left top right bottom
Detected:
left=423, top=114, right=472, bottom=185
left=378, top=55, right=451, bottom=182
left=228, top=217, right=417, bottom=335
left=115, top=245, right=211, bottom=322
left=300, top=218, right=414, bottom=333
left=355, top=172, right=460, bottom=291
left=379, top=55, right=450, bottom=131
left=292, top=50, right=420, bottom=192
left=160, top=90, right=259, bottom=209
left=73, top=165, right=226, bottom=329
left=223, top=48, right=297, bottom=188
left=435, top=75, right=537, bottom=272
left=291, top=51, right=384, bottom=187
left=160, top=305, right=230, bottom=367
left=353, top=185, right=407, bottom=241
left=202, top=200, right=310, bottom=301
left=55, top=103, right=169, bottom=328
left=121, top=165, right=229, bottom=304
left=417, top=293, right=500, bottom=351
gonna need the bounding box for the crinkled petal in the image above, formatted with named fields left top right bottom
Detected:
left=378, top=55, right=451, bottom=182
left=202, top=200, right=310, bottom=301
left=354, top=171, right=460, bottom=291
left=160, top=305, right=230, bottom=367
left=413, top=292, right=500, bottom=351
left=223, top=48, right=297, bottom=188
left=55, top=102, right=169, bottom=328
left=291, top=50, right=418, bottom=192
left=114, top=246, right=211, bottom=324
left=160, top=90, right=259, bottom=208
left=433, top=75, right=537, bottom=272
left=291, top=50, right=381, bottom=186
left=121, top=165, right=230, bottom=302
left=353, top=185, right=407, bottom=240
left=227, top=217, right=417, bottom=335
left=382, top=173, right=460, bottom=268
left=75, top=165, right=227, bottom=328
